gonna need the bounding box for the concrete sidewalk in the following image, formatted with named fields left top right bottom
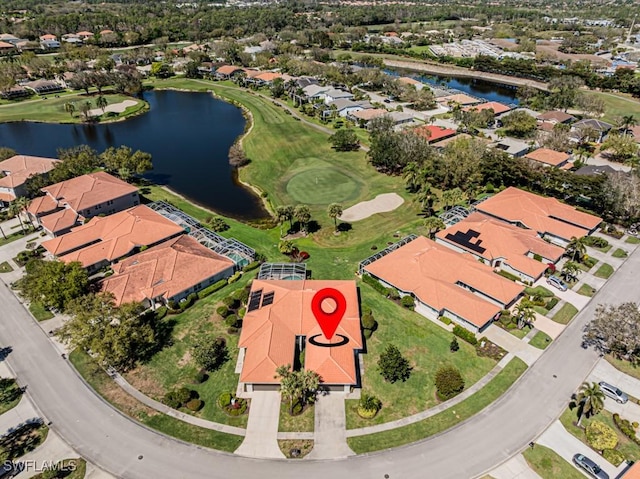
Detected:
left=307, top=392, right=353, bottom=459
left=537, top=421, right=627, bottom=479
left=483, top=326, right=542, bottom=366
left=235, top=391, right=284, bottom=459
left=490, top=454, right=542, bottom=479
left=590, top=358, right=640, bottom=399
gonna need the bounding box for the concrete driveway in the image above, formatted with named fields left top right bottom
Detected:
left=532, top=314, right=565, bottom=339
left=532, top=277, right=590, bottom=310
left=307, top=392, right=353, bottom=459
left=538, top=421, right=627, bottom=478
left=235, top=391, right=284, bottom=459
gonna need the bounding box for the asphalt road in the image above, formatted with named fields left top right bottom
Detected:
left=1, top=246, right=638, bottom=479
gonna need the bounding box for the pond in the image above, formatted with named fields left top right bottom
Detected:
left=0, top=90, right=270, bottom=221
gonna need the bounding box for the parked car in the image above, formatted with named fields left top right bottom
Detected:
left=573, top=453, right=609, bottom=479
left=0, top=462, right=14, bottom=478
left=599, top=381, right=628, bottom=404
left=546, top=275, right=568, bottom=291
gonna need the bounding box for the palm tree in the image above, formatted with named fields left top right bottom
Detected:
left=79, top=101, right=93, bottom=121
left=278, top=240, right=296, bottom=256
left=561, top=260, right=581, bottom=282
left=96, top=95, right=108, bottom=113
left=514, top=299, right=536, bottom=329
left=417, top=182, right=435, bottom=215
left=64, top=102, right=76, bottom=118
left=424, top=216, right=445, bottom=239
left=566, top=236, right=587, bottom=262
left=402, top=162, right=420, bottom=192
left=275, top=206, right=290, bottom=237
left=8, top=201, right=24, bottom=234
left=16, top=196, right=34, bottom=229
left=574, top=381, right=605, bottom=427
left=294, top=204, right=311, bottom=234
left=441, top=187, right=467, bottom=210
left=327, top=203, right=343, bottom=232
left=621, top=115, right=637, bottom=134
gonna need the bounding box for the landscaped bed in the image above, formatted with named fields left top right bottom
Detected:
left=523, top=444, right=584, bottom=479
left=28, top=302, right=54, bottom=321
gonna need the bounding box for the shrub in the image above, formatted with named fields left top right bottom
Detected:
left=217, top=306, right=230, bottom=317
left=439, top=316, right=452, bottom=326
left=225, top=314, right=238, bottom=327
left=378, top=344, right=411, bottom=383
left=602, top=448, right=625, bottom=466
left=186, top=399, right=204, bottom=411
left=237, top=307, right=246, bottom=318
left=209, top=217, right=229, bottom=232
left=545, top=297, right=559, bottom=310
left=197, top=279, right=228, bottom=299
left=242, top=261, right=261, bottom=272
left=584, top=236, right=609, bottom=248
left=633, top=421, right=639, bottom=429
left=223, top=296, right=239, bottom=309
left=233, top=288, right=250, bottom=305
left=187, top=293, right=198, bottom=304
left=586, top=420, right=618, bottom=451
left=163, top=387, right=194, bottom=408
left=168, top=300, right=179, bottom=311
left=496, top=269, right=519, bottom=282
left=155, top=306, right=168, bottom=320
left=192, top=337, right=228, bottom=372
left=227, top=326, right=239, bottom=334
left=357, top=392, right=382, bottom=419
left=193, top=370, right=208, bottom=384
left=362, top=274, right=391, bottom=296
left=228, top=271, right=242, bottom=284
left=613, top=413, right=640, bottom=444
left=450, top=337, right=459, bottom=352
left=401, top=295, right=415, bottom=309
left=217, top=392, right=232, bottom=408
left=361, top=313, right=377, bottom=331
left=435, top=365, right=465, bottom=400
left=363, top=329, right=373, bottom=339
left=453, top=325, right=478, bottom=345
left=533, top=253, right=542, bottom=262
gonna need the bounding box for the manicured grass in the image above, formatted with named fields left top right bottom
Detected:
left=0, top=229, right=34, bottom=247
left=560, top=407, right=640, bottom=462
left=407, top=45, right=434, bottom=54
left=0, top=92, right=145, bottom=124
left=523, top=444, right=584, bottom=479
left=529, top=331, right=552, bottom=350
left=509, top=325, right=532, bottom=339
left=285, top=161, right=362, bottom=205
left=0, top=261, right=12, bottom=273
left=582, top=91, right=640, bottom=124
left=345, top=286, right=496, bottom=429
left=606, top=355, right=640, bottom=381
left=70, top=349, right=242, bottom=452
left=594, top=263, right=614, bottom=279
left=31, top=458, right=86, bottom=479
left=612, top=248, right=628, bottom=258
left=346, top=357, right=527, bottom=453
left=524, top=285, right=554, bottom=298
left=576, top=283, right=596, bottom=297
left=28, top=302, right=54, bottom=321
left=123, top=274, right=257, bottom=428
left=279, top=401, right=315, bottom=432
left=552, top=303, right=578, bottom=324
left=0, top=378, right=23, bottom=415
left=625, top=236, right=640, bottom=244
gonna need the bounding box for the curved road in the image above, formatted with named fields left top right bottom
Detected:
left=1, top=247, right=639, bottom=478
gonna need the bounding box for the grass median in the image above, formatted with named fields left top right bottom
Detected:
left=346, top=357, right=527, bottom=454
left=523, top=444, right=584, bottom=479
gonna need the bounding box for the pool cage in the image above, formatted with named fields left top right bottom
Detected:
left=439, top=206, right=471, bottom=227
left=148, top=201, right=255, bottom=268
left=257, top=263, right=307, bottom=281
left=358, top=234, right=418, bottom=275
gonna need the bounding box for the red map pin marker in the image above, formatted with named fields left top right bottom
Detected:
left=311, top=288, right=347, bottom=341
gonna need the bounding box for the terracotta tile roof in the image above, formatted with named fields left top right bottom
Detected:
left=244, top=69, right=263, bottom=78
left=39, top=208, right=80, bottom=235
left=537, top=110, right=576, bottom=123
left=538, top=122, right=555, bottom=132
left=40, top=34, right=56, bottom=40
left=27, top=194, right=58, bottom=216
left=100, top=235, right=234, bottom=306
left=77, top=31, right=93, bottom=36
left=475, top=187, right=602, bottom=241
left=100, top=29, right=114, bottom=35
left=351, top=108, right=388, bottom=121
left=254, top=72, right=282, bottom=82
left=0, top=192, right=15, bottom=202
left=439, top=93, right=481, bottom=106
left=463, top=101, right=512, bottom=115
left=216, top=65, right=243, bottom=75
left=363, top=237, right=523, bottom=329
left=0, top=42, right=15, bottom=49
left=525, top=148, right=571, bottom=167
left=437, top=212, right=564, bottom=279
left=42, top=205, right=184, bottom=268
left=239, top=280, right=363, bottom=385
left=413, top=125, right=457, bottom=143
left=42, top=171, right=138, bottom=213
left=0, top=155, right=59, bottom=189
left=622, top=462, right=640, bottom=479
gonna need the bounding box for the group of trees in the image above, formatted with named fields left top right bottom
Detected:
left=275, top=204, right=313, bottom=235
left=275, top=364, right=320, bottom=415
left=583, top=302, right=640, bottom=363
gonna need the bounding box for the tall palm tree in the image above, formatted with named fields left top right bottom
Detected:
left=621, top=115, right=637, bottom=134
left=16, top=196, right=34, bottom=229
left=416, top=182, right=435, bottom=216
left=8, top=201, right=24, bottom=233
left=64, top=102, right=76, bottom=118
left=574, top=381, right=604, bottom=427
left=515, top=299, right=536, bottom=329
left=275, top=206, right=290, bottom=237
left=441, top=187, right=467, bottom=210
left=294, top=204, right=311, bottom=233
left=402, top=162, right=420, bottom=192
left=327, top=203, right=343, bottom=232
left=96, top=95, right=108, bottom=113
left=561, top=260, right=581, bottom=282
left=566, top=236, right=587, bottom=262
left=424, top=216, right=445, bottom=239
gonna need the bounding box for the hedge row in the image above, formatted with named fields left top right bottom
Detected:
left=242, top=261, right=261, bottom=272
left=197, top=278, right=229, bottom=300
left=453, top=325, right=478, bottom=346
left=362, top=274, right=390, bottom=296
left=613, top=413, right=640, bottom=445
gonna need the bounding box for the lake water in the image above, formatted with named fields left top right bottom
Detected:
left=0, top=90, right=270, bottom=220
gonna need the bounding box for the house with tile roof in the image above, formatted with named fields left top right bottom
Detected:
left=348, top=108, right=388, bottom=126
left=537, top=110, right=576, bottom=124
left=524, top=148, right=572, bottom=168
left=571, top=119, right=613, bottom=143
left=413, top=125, right=457, bottom=143
left=0, top=155, right=60, bottom=204
left=29, top=171, right=140, bottom=236
left=397, top=77, right=425, bottom=90
left=42, top=205, right=185, bottom=272
left=238, top=279, right=363, bottom=393
left=436, top=212, right=564, bottom=283
left=214, top=65, right=244, bottom=79
left=439, top=93, right=481, bottom=106
left=100, top=235, right=234, bottom=308
left=475, top=187, right=602, bottom=247
left=361, top=236, right=524, bottom=332
left=620, top=461, right=640, bottom=479
left=463, top=101, right=512, bottom=116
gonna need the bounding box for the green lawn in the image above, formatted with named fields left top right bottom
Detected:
left=582, top=91, right=640, bottom=124
left=560, top=406, right=640, bottom=462
left=612, top=248, right=628, bottom=258
left=552, top=303, right=578, bottom=324
left=0, top=229, right=34, bottom=247
left=345, top=285, right=496, bottom=429
left=606, top=355, right=640, bottom=381
left=0, top=261, right=12, bottom=273
left=0, top=91, right=146, bottom=124
left=70, top=349, right=242, bottom=452
left=279, top=402, right=315, bottom=432
left=0, top=378, right=23, bottom=415
left=625, top=236, right=640, bottom=244
left=576, top=284, right=596, bottom=297
left=509, top=325, right=533, bottom=339
left=31, top=459, right=86, bottom=479
left=28, top=302, right=54, bottom=321
left=594, top=263, right=614, bottom=279
left=347, top=357, right=527, bottom=453
left=529, top=331, right=552, bottom=350
left=523, top=444, right=584, bottom=479
left=524, top=285, right=554, bottom=298
left=285, top=160, right=363, bottom=205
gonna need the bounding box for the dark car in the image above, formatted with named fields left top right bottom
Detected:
left=573, top=453, right=609, bottom=479
left=0, top=462, right=14, bottom=478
